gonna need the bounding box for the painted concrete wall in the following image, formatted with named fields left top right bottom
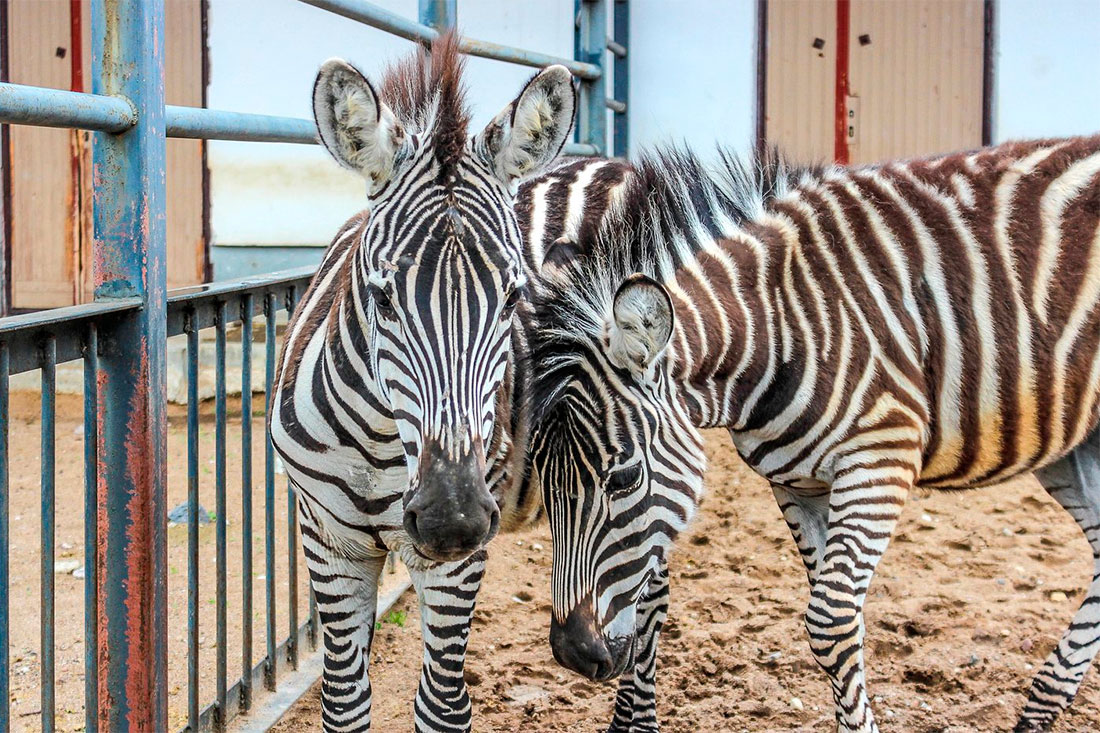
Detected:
left=206, top=0, right=1099, bottom=280
left=993, top=0, right=1100, bottom=142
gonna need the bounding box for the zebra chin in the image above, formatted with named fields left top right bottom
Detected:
left=549, top=604, right=635, bottom=682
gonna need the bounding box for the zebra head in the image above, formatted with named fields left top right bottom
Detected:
left=531, top=272, right=706, bottom=680
left=313, top=34, right=576, bottom=562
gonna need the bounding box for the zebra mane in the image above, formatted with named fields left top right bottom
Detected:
left=528, top=144, right=820, bottom=415
left=378, top=31, right=470, bottom=176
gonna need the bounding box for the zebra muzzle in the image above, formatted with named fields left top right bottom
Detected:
left=549, top=604, right=634, bottom=681
left=404, top=439, right=500, bottom=562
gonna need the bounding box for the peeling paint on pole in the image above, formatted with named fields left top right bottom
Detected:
left=90, top=0, right=168, bottom=729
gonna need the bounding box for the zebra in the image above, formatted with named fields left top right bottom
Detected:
left=269, top=33, right=630, bottom=732
left=526, top=137, right=1100, bottom=732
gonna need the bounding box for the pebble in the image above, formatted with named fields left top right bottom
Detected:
left=885, top=710, right=895, bottom=719
left=73, top=566, right=85, bottom=579
left=1002, top=527, right=1014, bottom=536
left=54, top=559, right=81, bottom=574
left=61, top=542, right=73, bottom=551
left=765, top=651, right=782, bottom=663
left=995, top=578, right=1006, bottom=586
left=919, top=701, right=932, bottom=712
left=789, top=697, right=803, bottom=711
left=531, top=543, right=544, bottom=551
left=1050, top=591, right=1068, bottom=602
left=1020, top=638, right=1034, bottom=653
left=505, top=684, right=549, bottom=706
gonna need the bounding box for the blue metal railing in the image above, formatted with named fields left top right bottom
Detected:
left=0, top=1, right=627, bottom=731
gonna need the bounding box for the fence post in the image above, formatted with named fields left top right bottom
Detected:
left=419, top=0, right=456, bottom=31
left=578, top=0, right=608, bottom=155
left=612, top=0, right=629, bottom=157
left=90, top=0, right=168, bottom=729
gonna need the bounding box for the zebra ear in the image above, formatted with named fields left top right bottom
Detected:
left=607, top=274, right=674, bottom=374
left=313, top=58, right=408, bottom=194
left=475, top=65, right=576, bottom=185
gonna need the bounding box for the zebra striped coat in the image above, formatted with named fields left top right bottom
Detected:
left=268, top=32, right=630, bottom=733
left=528, top=137, right=1100, bottom=733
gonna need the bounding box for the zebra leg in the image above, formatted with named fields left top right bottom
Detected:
left=301, top=517, right=386, bottom=733
left=1016, top=427, right=1100, bottom=732
left=809, top=449, right=916, bottom=733
left=607, top=561, right=669, bottom=733
left=772, top=484, right=830, bottom=584
left=409, top=550, right=487, bottom=733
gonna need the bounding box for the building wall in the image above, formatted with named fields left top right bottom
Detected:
left=993, top=0, right=1100, bottom=142
left=205, top=0, right=1099, bottom=279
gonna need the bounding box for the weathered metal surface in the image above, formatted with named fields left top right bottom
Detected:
left=419, top=0, right=455, bottom=29
left=40, top=337, right=56, bottom=733
left=612, top=0, right=629, bottom=158
left=166, top=106, right=317, bottom=145
left=0, top=344, right=9, bottom=732
left=0, top=81, right=135, bottom=132
left=578, top=0, right=609, bottom=156
left=186, top=311, right=200, bottom=731
left=300, top=0, right=603, bottom=79
left=263, top=293, right=278, bottom=692
left=215, top=302, right=228, bottom=731
left=239, top=295, right=254, bottom=715
left=91, top=0, right=169, bottom=728
left=82, top=326, right=100, bottom=733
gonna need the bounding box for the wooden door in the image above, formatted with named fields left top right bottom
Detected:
left=765, top=0, right=985, bottom=165
left=5, top=0, right=206, bottom=311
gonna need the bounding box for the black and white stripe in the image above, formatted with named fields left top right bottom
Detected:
left=529, top=138, right=1100, bottom=733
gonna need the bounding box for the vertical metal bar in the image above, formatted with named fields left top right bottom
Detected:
left=82, top=325, right=99, bottom=733
left=578, top=0, right=608, bottom=155
left=240, top=294, right=253, bottom=711
left=91, top=0, right=168, bottom=727
left=263, top=293, right=277, bottom=690
left=40, top=336, right=56, bottom=733
left=285, top=289, right=298, bottom=669
left=611, top=0, right=629, bottom=158
left=419, top=0, right=456, bottom=29
left=186, top=311, right=200, bottom=731
left=215, top=301, right=228, bottom=729
left=0, top=343, right=8, bottom=732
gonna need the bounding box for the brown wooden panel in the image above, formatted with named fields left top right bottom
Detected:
left=8, top=0, right=77, bottom=309
left=765, top=0, right=837, bottom=165
left=165, top=0, right=205, bottom=291
left=848, top=0, right=984, bottom=164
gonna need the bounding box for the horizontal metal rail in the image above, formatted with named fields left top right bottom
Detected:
left=0, top=298, right=141, bottom=375
left=0, top=82, right=135, bottom=132
left=298, top=0, right=602, bottom=79
left=166, top=107, right=318, bottom=144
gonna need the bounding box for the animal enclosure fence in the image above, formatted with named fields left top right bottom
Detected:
left=0, top=0, right=628, bottom=730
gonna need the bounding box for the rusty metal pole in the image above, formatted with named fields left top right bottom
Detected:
left=90, top=0, right=168, bottom=729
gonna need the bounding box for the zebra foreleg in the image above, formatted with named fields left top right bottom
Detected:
left=808, top=448, right=916, bottom=733
left=1017, top=428, right=1100, bottom=732
left=409, top=550, right=487, bottom=733
left=607, top=561, right=669, bottom=733
left=300, top=518, right=387, bottom=733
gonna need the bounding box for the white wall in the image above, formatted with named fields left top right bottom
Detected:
left=629, top=0, right=757, bottom=157
left=994, top=0, right=1100, bottom=142
left=206, top=0, right=574, bottom=251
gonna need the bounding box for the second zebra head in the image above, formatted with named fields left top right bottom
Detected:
left=313, top=35, right=576, bottom=562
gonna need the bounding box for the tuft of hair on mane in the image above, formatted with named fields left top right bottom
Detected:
left=378, top=30, right=470, bottom=178
left=525, top=144, right=824, bottom=420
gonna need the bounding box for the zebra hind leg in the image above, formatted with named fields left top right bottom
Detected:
left=409, top=550, right=487, bottom=733
left=299, top=510, right=387, bottom=733
left=607, top=561, right=669, bottom=733
left=1017, top=427, right=1100, bottom=732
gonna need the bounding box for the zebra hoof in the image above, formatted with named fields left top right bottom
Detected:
left=605, top=724, right=658, bottom=733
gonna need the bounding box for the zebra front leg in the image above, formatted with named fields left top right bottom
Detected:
left=808, top=447, right=916, bottom=733
left=1016, top=428, right=1100, bottom=732
left=409, top=550, right=487, bottom=733
left=301, top=517, right=387, bottom=732
left=772, top=484, right=830, bottom=584
left=607, top=561, right=669, bottom=733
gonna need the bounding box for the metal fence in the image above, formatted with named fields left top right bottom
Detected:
left=0, top=0, right=626, bottom=731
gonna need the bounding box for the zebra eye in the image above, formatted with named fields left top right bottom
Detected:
left=370, top=286, right=395, bottom=319
left=500, top=285, right=524, bottom=319
left=605, top=463, right=643, bottom=497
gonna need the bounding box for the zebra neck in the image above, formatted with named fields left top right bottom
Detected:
left=664, top=224, right=789, bottom=430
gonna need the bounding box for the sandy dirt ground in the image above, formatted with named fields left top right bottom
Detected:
left=274, top=430, right=1100, bottom=732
